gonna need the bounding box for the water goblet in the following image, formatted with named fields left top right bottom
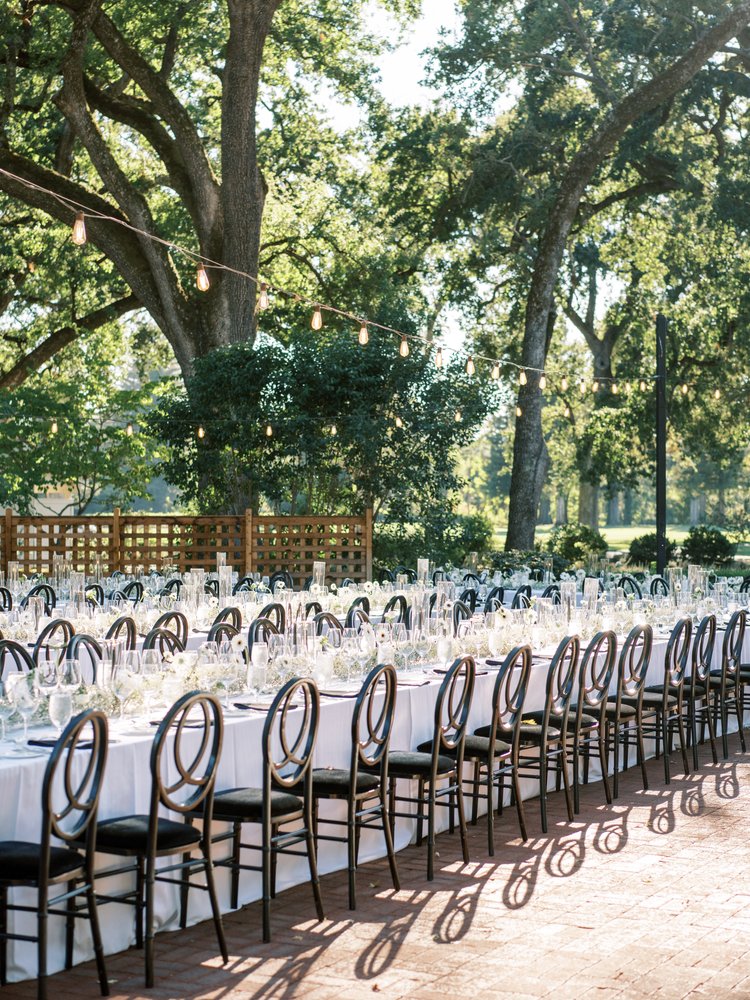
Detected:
left=48, top=689, right=73, bottom=738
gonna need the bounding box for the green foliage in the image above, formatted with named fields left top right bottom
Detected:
left=488, top=549, right=571, bottom=579
left=545, top=522, right=607, bottom=564
left=626, top=533, right=677, bottom=567
left=374, top=511, right=494, bottom=569
left=149, top=330, right=497, bottom=517
left=681, top=526, right=736, bottom=566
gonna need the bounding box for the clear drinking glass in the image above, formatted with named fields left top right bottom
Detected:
left=7, top=673, right=39, bottom=744
left=48, top=689, right=73, bottom=737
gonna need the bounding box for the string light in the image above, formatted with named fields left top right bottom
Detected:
left=714, top=388, right=721, bottom=400
left=265, top=423, right=273, bottom=437
left=625, top=381, right=632, bottom=393
left=561, top=376, right=568, bottom=392
left=358, top=323, right=369, bottom=346
left=579, top=381, right=586, bottom=395
left=564, top=405, right=571, bottom=417
left=311, top=306, right=323, bottom=331
left=515, top=405, right=523, bottom=418
left=196, top=263, right=210, bottom=292
left=394, top=415, right=403, bottom=428
left=639, top=380, right=647, bottom=392
left=491, top=362, right=500, bottom=380
left=454, top=409, right=462, bottom=422
left=681, top=383, right=688, bottom=395
left=50, top=419, right=58, bottom=435
left=125, top=422, right=134, bottom=436
left=539, top=373, right=547, bottom=390
left=330, top=424, right=338, bottom=436
left=399, top=335, right=409, bottom=358
left=592, top=380, right=599, bottom=392
left=519, top=370, right=527, bottom=386
left=258, top=283, right=270, bottom=310
left=71, top=212, right=87, bottom=245
left=435, top=347, right=443, bottom=369
left=197, top=425, right=205, bottom=439
left=612, top=383, right=619, bottom=395
left=465, top=356, right=475, bottom=376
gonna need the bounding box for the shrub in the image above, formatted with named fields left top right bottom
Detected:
left=373, top=512, right=494, bottom=570
left=545, top=522, right=607, bottom=564
left=488, top=549, right=571, bottom=579
left=681, top=526, right=735, bottom=566
left=626, top=532, right=677, bottom=566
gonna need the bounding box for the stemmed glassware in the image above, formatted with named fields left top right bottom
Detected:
left=7, top=673, right=39, bottom=745
left=0, top=681, right=16, bottom=743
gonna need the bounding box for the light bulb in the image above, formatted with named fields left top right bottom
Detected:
left=714, top=388, right=721, bottom=400
left=265, top=423, right=273, bottom=437
left=50, top=419, right=58, bottom=435
left=625, top=381, right=632, bottom=393
left=126, top=422, right=134, bottom=436
left=454, top=409, right=462, bottom=422
left=612, top=383, right=619, bottom=395
left=311, top=306, right=323, bottom=330
left=465, top=356, right=475, bottom=376
left=71, top=212, right=87, bottom=246
left=564, top=405, right=571, bottom=417
left=358, top=324, right=369, bottom=346
left=639, top=380, right=647, bottom=392
left=592, top=381, right=599, bottom=392
left=196, top=263, right=210, bottom=292
left=435, top=347, right=443, bottom=369
left=561, top=376, right=568, bottom=392
left=539, top=373, right=547, bottom=390
left=519, top=370, right=527, bottom=386
left=394, top=415, right=403, bottom=429
left=515, top=405, right=522, bottom=418
left=491, top=363, right=500, bottom=380
left=579, top=381, right=586, bottom=395
left=197, top=425, right=205, bottom=439
left=330, top=424, right=337, bottom=436
left=259, top=283, right=270, bottom=310
left=681, top=383, right=688, bottom=395
left=399, top=335, right=409, bottom=358
left=27, top=260, right=36, bottom=273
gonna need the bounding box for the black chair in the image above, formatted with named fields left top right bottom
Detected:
left=269, top=571, right=294, bottom=593
left=378, top=568, right=396, bottom=584
left=740, top=576, right=750, bottom=594
left=159, top=579, right=183, bottom=598
left=204, top=580, right=219, bottom=598
left=0, top=639, right=36, bottom=678
left=121, top=581, right=144, bottom=603
left=208, top=621, right=240, bottom=644
left=382, top=594, right=407, bottom=624
left=213, top=606, right=242, bottom=631
left=22, top=583, right=56, bottom=611
left=309, top=663, right=400, bottom=908
left=345, top=596, right=370, bottom=629
left=458, top=588, right=479, bottom=613
left=711, top=608, right=746, bottom=759
left=32, top=620, right=75, bottom=667
left=0, top=589, right=11, bottom=612
left=569, top=630, right=617, bottom=813
left=517, top=635, right=579, bottom=833
left=0, top=710, right=109, bottom=1000
left=617, top=575, right=642, bottom=598
left=66, top=634, right=103, bottom=685
left=684, top=614, right=719, bottom=770
left=208, top=677, right=324, bottom=941
left=105, top=615, right=137, bottom=649
left=390, top=655, right=476, bottom=880
left=463, top=572, right=482, bottom=586
left=88, top=692, right=227, bottom=987
left=451, top=599, right=472, bottom=636
left=541, top=584, right=561, bottom=604
left=393, top=566, right=417, bottom=583
left=305, top=601, right=323, bottom=619
left=142, top=627, right=184, bottom=657
left=431, top=570, right=445, bottom=585
left=639, top=617, right=692, bottom=783
left=313, top=611, right=343, bottom=636
left=470, top=645, right=532, bottom=851
left=232, top=576, right=254, bottom=595
left=152, top=611, right=188, bottom=647
left=483, top=586, right=504, bottom=613
left=86, top=583, right=105, bottom=606
left=258, top=603, right=285, bottom=632
left=248, top=616, right=279, bottom=652
left=510, top=585, right=532, bottom=609
left=649, top=576, right=669, bottom=597
left=605, top=624, right=653, bottom=798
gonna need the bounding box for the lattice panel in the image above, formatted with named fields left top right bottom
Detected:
left=250, top=515, right=371, bottom=584
left=9, top=517, right=115, bottom=576
left=119, top=516, right=245, bottom=574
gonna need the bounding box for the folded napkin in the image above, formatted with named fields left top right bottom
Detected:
left=28, top=737, right=93, bottom=749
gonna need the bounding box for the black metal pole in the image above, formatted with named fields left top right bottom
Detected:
left=655, top=313, right=668, bottom=576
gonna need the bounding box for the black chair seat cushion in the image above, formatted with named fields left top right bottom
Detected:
left=311, top=768, right=380, bottom=797
left=420, top=734, right=511, bottom=759
left=708, top=670, right=738, bottom=687
left=567, top=705, right=599, bottom=731
left=0, top=841, right=83, bottom=882
left=604, top=701, right=636, bottom=719
left=624, top=691, right=678, bottom=709
left=95, top=815, right=201, bottom=854
left=512, top=710, right=562, bottom=742
left=213, top=787, right=303, bottom=822
left=387, top=749, right=455, bottom=776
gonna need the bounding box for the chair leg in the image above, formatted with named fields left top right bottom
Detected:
left=86, top=882, right=110, bottom=997
left=598, top=730, right=612, bottom=804
left=471, top=759, right=480, bottom=826
left=415, top=777, right=425, bottom=846
left=612, top=722, right=620, bottom=799
left=427, top=782, right=437, bottom=881
left=721, top=686, right=729, bottom=760
left=637, top=712, right=649, bottom=791
left=381, top=791, right=401, bottom=892
left=456, top=775, right=470, bottom=865
left=734, top=687, right=746, bottom=752
left=179, top=848, right=191, bottom=930
left=572, top=737, right=580, bottom=814
left=347, top=798, right=357, bottom=910
left=539, top=752, right=548, bottom=834
left=559, top=742, right=574, bottom=822
left=270, top=822, right=279, bottom=900
left=135, top=856, right=144, bottom=949
left=144, top=855, right=156, bottom=988
left=388, top=777, right=397, bottom=843
left=690, top=702, right=700, bottom=771
left=486, top=762, right=495, bottom=856
left=0, top=886, right=7, bottom=986
left=64, top=879, right=76, bottom=970
left=705, top=695, right=718, bottom=765
left=36, top=884, right=48, bottom=1000
left=230, top=821, right=241, bottom=910
left=662, top=710, right=671, bottom=785
left=305, top=805, right=325, bottom=923
left=262, top=817, right=272, bottom=943
left=202, top=843, right=228, bottom=964
left=677, top=708, right=690, bottom=775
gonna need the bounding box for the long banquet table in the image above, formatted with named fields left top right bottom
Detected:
left=1, top=625, right=746, bottom=983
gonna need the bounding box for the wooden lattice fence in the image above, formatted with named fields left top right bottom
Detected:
left=1, top=508, right=373, bottom=584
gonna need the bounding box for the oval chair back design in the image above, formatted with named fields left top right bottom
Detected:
left=33, top=619, right=75, bottom=666
left=451, top=600, right=472, bottom=636
left=152, top=611, right=188, bottom=647
left=105, top=615, right=137, bottom=649
left=0, top=638, right=36, bottom=679
left=213, top=606, right=242, bottom=630
left=432, top=655, right=475, bottom=762
left=722, top=608, right=746, bottom=680
left=382, top=594, right=407, bottom=624
left=614, top=623, right=653, bottom=710
left=664, top=617, right=692, bottom=688
left=576, top=630, right=617, bottom=723
left=258, top=603, right=286, bottom=632
left=248, top=616, right=279, bottom=651
left=263, top=677, right=320, bottom=792
left=692, top=614, right=716, bottom=687
left=142, top=627, right=184, bottom=657
left=313, top=611, right=343, bottom=636
left=66, top=634, right=103, bottom=686
left=352, top=663, right=398, bottom=779
left=489, top=645, right=531, bottom=748
left=541, top=635, right=580, bottom=733
left=650, top=576, right=669, bottom=597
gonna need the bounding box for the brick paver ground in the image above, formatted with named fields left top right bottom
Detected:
left=6, top=735, right=750, bottom=1000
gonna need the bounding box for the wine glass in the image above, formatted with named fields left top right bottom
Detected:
left=48, top=689, right=73, bottom=738
left=0, top=681, right=16, bottom=743
left=58, top=658, right=82, bottom=694
left=7, top=673, right=39, bottom=745
left=249, top=641, right=268, bottom=697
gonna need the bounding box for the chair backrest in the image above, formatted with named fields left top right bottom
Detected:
left=150, top=692, right=223, bottom=824
left=263, top=677, right=319, bottom=789
left=269, top=570, right=294, bottom=593
left=67, top=634, right=103, bottom=685
left=510, top=585, right=531, bottom=610
left=105, top=615, right=137, bottom=649
left=258, top=602, right=286, bottom=632
left=431, top=655, right=475, bottom=758
left=488, top=645, right=531, bottom=747
left=248, top=616, right=279, bottom=650
left=42, top=709, right=108, bottom=862
left=740, top=576, right=750, bottom=594
left=382, top=594, right=407, bottom=624
left=458, top=588, right=479, bottom=612
left=345, top=596, right=370, bottom=629
left=122, top=580, right=144, bottom=602
left=393, top=566, right=417, bottom=583
left=378, top=567, right=396, bottom=584
left=86, top=583, right=105, bottom=606
left=0, top=587, right=11, bottom=612
left=576, top=631, right=617, bottom=725
left=691, top=614, right=716, bottom=686
left=204, top=579, right=219, bottom=598
left=0, top=639, right=36, bottom=678
left=617, top=574, right=642, bottom=598
left=208, top=621, right=240, bottom=644
left=213, top=606, right=241, bottom=630
left=664, top=617, right=692, bottom=689
left=615, top=623, right=653, bottom=705
left=351, top=663, right=397, bottom=776
left=305, top=600, right=322, bottom=619
left=540, top=635, right=580, bottom=729
left=153, top=610, right=188, bottom=646
left=313, top=611, right=343, bottom=636
left=33, top=619, right=75, bottom=666
left=649, top=576, right=669, bottom=597
left=232, top=576, right=253, bottom=594
left=25, top=582, right=57, bottom=609
left=431, top=569, right=445, bottom=585
left=451, top=600, right=472, bottom=636
left=484, top=586, right=504, bottom=613
left=161, top=578, right=183, bottom=596
left=541, top=584, right=561, bottom=604
left=143, top=627, right=185, bottom=656
left=722, top=608, right=746, bottom=679
left=462, top=572, right=481, bottom=586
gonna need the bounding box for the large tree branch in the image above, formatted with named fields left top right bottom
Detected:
left=0, top=293, right=139, bottom=389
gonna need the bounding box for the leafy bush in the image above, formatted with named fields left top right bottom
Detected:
left=374, top=512, right=494, bottom=570
left=626, top=532, right=677, bottom=566
left=681, top=526, right=736, bottom=566
left=488, top=549, right=571, bottom=579
left=545, top=522, right=607, bottom=564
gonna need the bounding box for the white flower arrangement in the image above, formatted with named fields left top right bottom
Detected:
left=231, top=634, right=246, bottom=652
